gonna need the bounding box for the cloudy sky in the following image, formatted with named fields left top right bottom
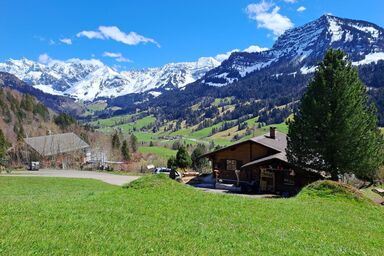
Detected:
left=0, top=0, right=383, bottom=69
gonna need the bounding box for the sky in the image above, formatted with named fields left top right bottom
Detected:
left=0, top=0, right=383, bottom=70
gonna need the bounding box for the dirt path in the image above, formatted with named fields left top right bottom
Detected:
left=0, top=169, right=141, bottom=186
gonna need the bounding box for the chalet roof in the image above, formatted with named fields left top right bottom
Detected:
left=250, top=131, right=287, bottom=152
left=241, top=152, right=287, bottom=169
left=24, top=133, right=89, bottom=157
left=202, top=131, right=287, bottom=158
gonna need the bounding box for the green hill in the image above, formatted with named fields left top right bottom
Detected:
left=0, top=176, right=382, bottom=255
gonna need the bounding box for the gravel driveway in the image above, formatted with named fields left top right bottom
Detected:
left=1, top=169, right=141, bottom=186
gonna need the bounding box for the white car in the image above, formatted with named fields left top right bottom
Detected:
left=153, top=167, right=181, bottom=179
left=153, top=167, right=172, bottom=175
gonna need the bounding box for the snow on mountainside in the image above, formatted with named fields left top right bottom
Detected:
left=2, top=15, right=383, bottom=102
left=202, top=15, right=384, bottom=86
left=0, top=55, right=222, bottom=101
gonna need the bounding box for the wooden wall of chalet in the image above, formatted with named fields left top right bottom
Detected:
left=211, top=142, right=276, bottom=181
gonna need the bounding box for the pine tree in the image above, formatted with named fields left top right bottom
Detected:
left=287, top=49, right=384, bottom=181
left=111, top=132, right=121, bottom=149
left=0, top=128, right=8, bottom=159
left=121, top=140, right=130, bottom=161
left=191, top=144, right=208, bottom=172
left=130, top=134, right=138, bottom=152
left=176, top=146, right=192, bottom=170
left=167, top=156, right=178, bottom=170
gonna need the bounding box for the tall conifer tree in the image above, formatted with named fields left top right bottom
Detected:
left=287, top=49, right=384, bottom=181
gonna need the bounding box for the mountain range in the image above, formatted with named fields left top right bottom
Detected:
left=0, top=46, right=265, bottom=101
left=1, top=14, right=384, bottom=125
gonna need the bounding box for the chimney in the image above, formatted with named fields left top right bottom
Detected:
left=269, top=127, right=276, bottom=139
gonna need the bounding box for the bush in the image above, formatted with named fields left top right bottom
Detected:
left=298, top=180, right=367, bottom=201
left=122, top=174, right=177, bottom=189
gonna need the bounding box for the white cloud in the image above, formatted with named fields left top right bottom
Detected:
left=76, top=30, right=104, bottom=39
left=103, top=51, right=132, bottom=63
left=77, top=26, right=160, bottom=47
left=38, top=53, right=53, bottom=64
left=246, top=1, right=294, bottom=37
left=60, top=38, right=72, bottom=45
left=243, top=45, right=269, bottom=53
left=283, top=0, right=297, bottom=3
left=215, top=49, right=240, bottom=62
left=48, top=39, right=55, bottom=45
left=297, top=6, right=306, bottom=12
left=213, top=45, right=268, bottom=63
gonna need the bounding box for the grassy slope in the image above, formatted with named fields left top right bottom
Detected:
left=87, top=100, right=291, bottom=159
left=0, top=176, right=383, bottom=255
left=139, top=146, right=177, bottom=159
left=91, top=115, right=155, bottom=131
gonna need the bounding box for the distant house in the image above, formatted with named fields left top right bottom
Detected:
left=24, top=132, right=90, bottom=169
left=202, top=127, right=322, bottom=195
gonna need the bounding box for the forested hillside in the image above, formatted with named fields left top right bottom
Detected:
left=0, top=86, right=103, bottom=165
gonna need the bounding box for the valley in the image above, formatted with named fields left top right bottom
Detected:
left=1, top=2, right=384, bottom=255
left=86, top=102, right=289, bottom=161
left=1, top=14, right=384, bottom=166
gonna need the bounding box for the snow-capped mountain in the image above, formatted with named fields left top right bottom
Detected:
left=1, top=15, right=383, bottom=105
left=202, top=15, right=384, bottom=86
left=0, top=55, right=223, bottom=101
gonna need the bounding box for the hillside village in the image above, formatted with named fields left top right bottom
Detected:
left=1, top=2, right=384, bottom=255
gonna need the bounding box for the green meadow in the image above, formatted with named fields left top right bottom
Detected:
left=0, top=176, right=383, bottom=255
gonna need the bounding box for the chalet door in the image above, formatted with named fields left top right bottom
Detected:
left=260, top=169, right=275, bottom=193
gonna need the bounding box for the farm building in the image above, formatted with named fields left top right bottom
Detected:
left=24, top=132, right=90, bottom=169
left=202, top=127, right=323, bottom=195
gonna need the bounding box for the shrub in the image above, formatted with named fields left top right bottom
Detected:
left=298, top=180, right=367, bottom=202
left=122, top=174, right=177, bottom=189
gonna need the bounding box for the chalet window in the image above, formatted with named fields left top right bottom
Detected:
left=283, top=170, right=295, bottom=186
left=226, top=160, right=237, bottom=171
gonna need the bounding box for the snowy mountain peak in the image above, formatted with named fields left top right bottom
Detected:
left=0, top=54, right=224, bottom=101
left=201, top=15, right=384, bottom=86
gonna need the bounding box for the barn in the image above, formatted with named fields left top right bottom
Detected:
left=24, top=132, right=90, bottom=169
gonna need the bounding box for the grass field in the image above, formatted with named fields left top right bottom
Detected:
left=139, top=146, right=177, bottom=159
left=0, top=176, right=383, bottom=255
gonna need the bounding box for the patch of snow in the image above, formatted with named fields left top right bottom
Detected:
left=344, top=31, right=353, bottom=42
left=238, top=59, right=275, bottom=77
left=33, top=84, right=64, bottom=95
left=349, top=24, right=379, bottom=38
left=352, top=52, right=384, bottom=65
left=300, top=65, right=317, bottom=74
left=148, top=91, right=162, bottom=97
left=328, top=17, right=343, bottom=42
left=272, top=73, right=283, bottom=78
left=216, top=72, right=229, bottom=78
left=206, top=82, right=227, bottom=87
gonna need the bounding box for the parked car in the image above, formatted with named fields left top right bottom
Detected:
left=153, top=167, right=172, bottom=175
left=28, top=161, right=40, bottom=171
left=153, top=167, right=181, bottom=180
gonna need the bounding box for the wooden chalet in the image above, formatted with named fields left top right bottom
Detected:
left=202, top=127, right=322, bottom=195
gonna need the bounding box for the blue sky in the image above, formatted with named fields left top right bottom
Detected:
left=1, top=0, right=383, bottom=69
